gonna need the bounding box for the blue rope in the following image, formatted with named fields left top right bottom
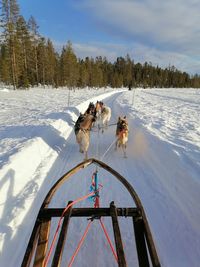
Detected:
left=88, top=171, right=99, bottom=203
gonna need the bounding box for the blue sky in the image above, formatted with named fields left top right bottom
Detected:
left=18, top=0, right=200, bottom=74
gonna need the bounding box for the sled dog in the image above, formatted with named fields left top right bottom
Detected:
left=115, top=116, right=129, bottom=157
left=74, top=113, right=96, bottom=159
left=95, top=101, right=111, bottom=132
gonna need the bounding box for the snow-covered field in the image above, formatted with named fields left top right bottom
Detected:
left=0, top=87, right=200, bottom=267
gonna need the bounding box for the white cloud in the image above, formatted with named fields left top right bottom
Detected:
left=53, top=40, right=126, bottom=61
left=73, top=42, right=125, bottom=61
left=78, top=0, right=200, bottom=47
left=131, top=43, right=200, bottom=74
left=74, top=0, right=200, bottom=73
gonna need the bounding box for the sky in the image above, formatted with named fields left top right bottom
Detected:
left=18, top=0, right=200, bottom=74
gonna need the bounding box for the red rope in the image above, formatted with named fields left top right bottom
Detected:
left=67, top=219, right=118, bottom=267
left=94, top=196, right=100, bottom=208
left=100, top=218, right=118, bottom=263
left=44, top=191, right=95, bottom=267
left=68, top=221, right=92, bottom=267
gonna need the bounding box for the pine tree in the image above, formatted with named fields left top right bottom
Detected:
left=0, top=0, right=20, bottom=89
left=124, top=54, right=132, bottom=87
left=0, top=44, right=10, bottom=83
left=37, top=37, right=47, bottom=86
left=90, top=57, right=103, bottom=87
left=45, top=39, right=57, bottom=86
left=78, top=59, right=89, bottom=87
left=53, top=52, right=60, bottom=88
left=16, top=15, right=31, bottom=88
left=101, top=57, right=110, bottom=87
left=27, top=16, right=40, bottom=85
left=60, top=41, right=78, bottom=88
left=84, top=56, right=93, bottom=87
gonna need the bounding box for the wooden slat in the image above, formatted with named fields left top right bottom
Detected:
left=51, top=202, right=73, bottom=267
left=110, top=202, right=127, bottom=267
left=39, top=207, right=139, bottom=218
left=133, top=217, right=150, bottom=267
left=33, top=219, right=51, bottom=267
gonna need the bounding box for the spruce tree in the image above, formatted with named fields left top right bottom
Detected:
left=28, top=16, right=40, bottom=85
left=78, top=59, right=89, bottom=88
left=60, top=41, right=78, bottom=88
left=0, top=0, right=20, bottom=89
left=37, top=37, right=47, bottom=86
left=46, top=39, right=57, bottom=85
left=16, top=15, right=31, bottom=88
left=0, top=44, right=10, bottom=83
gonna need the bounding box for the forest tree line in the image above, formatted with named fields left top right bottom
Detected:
left=1, top=0, right=200, bottom=89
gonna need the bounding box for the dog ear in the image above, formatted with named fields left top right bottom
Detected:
left=124, top=116, right=126, bottom=119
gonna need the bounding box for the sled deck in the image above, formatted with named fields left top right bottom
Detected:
left=21, top=158, right=161, bottom=267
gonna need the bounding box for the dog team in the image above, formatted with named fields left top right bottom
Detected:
left=74, top=100, right=129, bottom=159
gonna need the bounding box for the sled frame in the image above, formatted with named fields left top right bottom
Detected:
left=21, top=158, right=161, bottom=267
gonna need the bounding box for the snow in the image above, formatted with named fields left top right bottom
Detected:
left=0, top=87, right=200, bottom=267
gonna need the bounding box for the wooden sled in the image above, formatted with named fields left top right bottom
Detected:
left=21, top=158, right=161, bottom=267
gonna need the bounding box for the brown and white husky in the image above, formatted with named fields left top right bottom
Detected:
left=115, top=116, right=129, bottom=157
left=95, top=101, right=111, bottom=132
